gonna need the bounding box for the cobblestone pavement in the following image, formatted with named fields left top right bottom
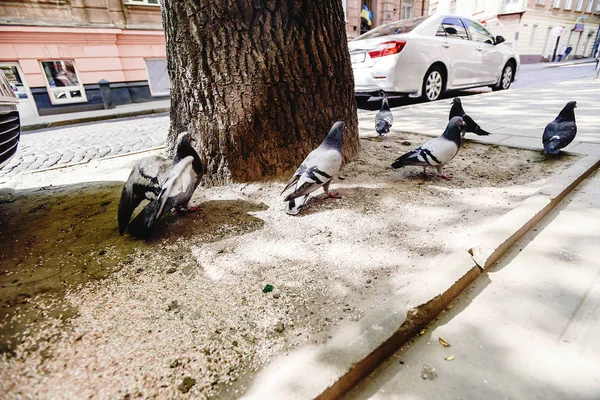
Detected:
left=1, top=114, right=169, bottom=183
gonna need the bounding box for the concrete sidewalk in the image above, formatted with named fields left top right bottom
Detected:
left=21, top=99, right=170, bottom=131
left=358, top=77, right=600, bottom=157
left=346, top=169, right=600, bottom=400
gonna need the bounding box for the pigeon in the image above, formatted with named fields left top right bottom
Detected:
left=449, top=97, right=491, bottom=136
left=542, top=101, right=577, bottom=155
left=118, top=132, right=203, bottom=237
left=391, top=116, right=467, bottom=179
left=375, top=98, right=393, bottom=135
left=281, top=121, right=346, bottom=215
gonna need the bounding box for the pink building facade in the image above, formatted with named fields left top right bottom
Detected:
left=0, top=0, right=168, bottom=118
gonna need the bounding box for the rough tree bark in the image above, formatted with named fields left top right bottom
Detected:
left=161, top=0, right=359, bottom=183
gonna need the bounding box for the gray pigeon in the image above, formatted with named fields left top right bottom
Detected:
left=118, top=132, right=203, bottom=237
left=281, top=121, right=346, bottom=215
left=375, top=98, right=393, bottom=135
left=391, top=116, right=467, bottom=179
left=449, top=97, right=491, bottom=136
left=543, top=101, right=577, bottom=155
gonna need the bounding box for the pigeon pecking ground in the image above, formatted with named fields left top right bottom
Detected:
left=0, top=135, right=574, bottom=399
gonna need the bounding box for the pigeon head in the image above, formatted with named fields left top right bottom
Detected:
left=381, top=98, right=390, bottom=111
left=322, top=121, right=346, bottom=150
left=449, top=97, right=465, bottom=120
left=444, top=117, right=467, bottom=146
left=557, top=101, right=577, bottom=122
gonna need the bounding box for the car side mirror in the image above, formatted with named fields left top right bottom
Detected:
left=495, top=35, right=505, bottom=45
left=445, top=27, right=458, bottom=35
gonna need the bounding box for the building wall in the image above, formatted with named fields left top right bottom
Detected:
left=0, top=0, right=165, bottom=116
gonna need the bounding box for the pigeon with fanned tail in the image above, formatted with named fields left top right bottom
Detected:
left=375, top=98, right=393, bottom=135
left=543, top=101, right=577, bottom=155
left=281, top=121, right=346, bottom=215
left=449, top=97, right=491, bottom=136
left=118, top=132, right=203, bottom=238
left=391, top=116, right=467, bottom=180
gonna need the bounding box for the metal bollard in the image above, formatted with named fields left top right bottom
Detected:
left=98, top=79, right=115, bottom=109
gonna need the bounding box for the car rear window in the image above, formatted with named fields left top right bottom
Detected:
left=354, top=16, right=429, bottom=40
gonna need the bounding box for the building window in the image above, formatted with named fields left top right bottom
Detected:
left=402, top=0, right=413, bottom=19
left=586, top=0, right=594, bottom=11
left=565, top=0, right=572, bottom=9
left=40, top=60, right=87, bottom=105
left=529, top=24, right=538, bottom=45
left=596, top=0, right=600, bottom=10
left=553, top=0, right=561, bottom=7
left=576, top=0, right=584, bottom=9
left=145, top=59, right=170, bottom=96
left=449, top=0, right=456, bottom=13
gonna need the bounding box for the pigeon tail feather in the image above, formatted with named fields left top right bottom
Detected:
left=117, top=186, right=136, bottom=235
left=375, top=119, right=390, bottom=135
left=285, top=196, right=307, bottom=215
left=391, top=150, right=420, bottom=168
left=127, top=199, right=161, bottom=238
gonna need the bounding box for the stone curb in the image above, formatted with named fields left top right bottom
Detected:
left=21, top=107, right=170, bottom=132
left=242, top=155, right=600, bottom=399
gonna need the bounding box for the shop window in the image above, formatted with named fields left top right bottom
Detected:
left=40, top=60, right=87, bottom=105
left=145, top=58, right=170, bottom=96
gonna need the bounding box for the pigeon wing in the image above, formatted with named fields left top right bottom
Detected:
left=117, top=156, right=168, bottom=234
left=375, top=109, right=393, bottom=134
left=127, top=157, right=196, bottom=238
left=543, top=120, right=577, bottom=154
left=283, top=148, right=341, bottom=202
left=392, top=137, right=459, bottom=168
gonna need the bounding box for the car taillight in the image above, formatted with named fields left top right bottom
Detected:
left=368, top=40, right=407, bottom=58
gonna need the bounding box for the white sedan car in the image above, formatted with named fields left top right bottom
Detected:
left=350, top=14, right=519, bottom=102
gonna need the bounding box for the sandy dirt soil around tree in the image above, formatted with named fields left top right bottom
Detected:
left=0, top=133, right=574, bottom=399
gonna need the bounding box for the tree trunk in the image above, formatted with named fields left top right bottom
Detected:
left=161, top=0, right=359, bottom=183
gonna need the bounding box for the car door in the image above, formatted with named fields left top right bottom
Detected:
left=461, top=19, right=504, bottom=83
left=434, top=17, right=477, bottom=87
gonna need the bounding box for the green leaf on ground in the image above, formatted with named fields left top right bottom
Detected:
left=262, top=284, right=274, bottom=293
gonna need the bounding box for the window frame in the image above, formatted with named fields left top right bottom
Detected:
left=39, top=60, right=87, bottom=105
left=144, top=58, right=170, bottom=97
left=437, top=17, right=471, bottom=41
left=565, top=0, right=573, bottom=9
left=553, top=0, right=561, bottom=7
left=576, top=0, right=584, bottom=10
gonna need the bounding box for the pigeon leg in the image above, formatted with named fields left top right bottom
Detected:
left=323, top=181, right=341, bottom=199
left=423, top=167, right=435, bottom=178
left=177, top=205, right=201, bottom=213
left=438, top=173, right=453, bottom=180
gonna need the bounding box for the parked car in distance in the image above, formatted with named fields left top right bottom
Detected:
left=350, top=14, right=519, bottom=103
left=0, top=69, right=20, bottom=170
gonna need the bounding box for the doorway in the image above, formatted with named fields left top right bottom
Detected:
left=0, top=63, right=39, bottom=119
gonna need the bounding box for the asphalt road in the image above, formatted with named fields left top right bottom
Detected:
left=357, top=61, right=597, bottom=111
left=0, top=61, right=596, bottom=182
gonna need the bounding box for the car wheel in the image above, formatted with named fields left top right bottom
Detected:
left=492, top=62, right=514, bottom=91
left=422, top=66, right=444, bottom=102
